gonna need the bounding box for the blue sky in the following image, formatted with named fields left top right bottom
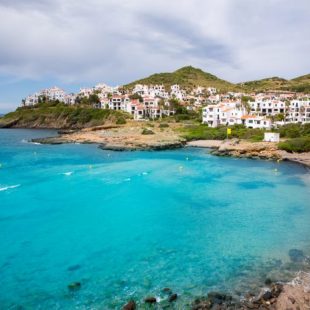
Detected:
left=0, top=0, right=309, bottom=112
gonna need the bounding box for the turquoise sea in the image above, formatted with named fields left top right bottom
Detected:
left=0, top=129, right=310, bottom=309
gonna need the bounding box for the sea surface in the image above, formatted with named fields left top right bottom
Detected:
left=0, top=129, right=310, bottom=309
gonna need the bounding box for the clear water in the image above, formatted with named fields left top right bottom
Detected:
left=0, top=129, right=310, bottom=309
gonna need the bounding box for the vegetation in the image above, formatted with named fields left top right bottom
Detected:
left=141, top=128, right=154, bottom=135
left=159, top=123, right=169, bottom=128
left=276, top=123, right=310, bottom=153
left=278, top=137, right=310, bottom=153
left=75, top=94, right=100, bottom=106
left=125, top=66, right=310, bottom=93
left=115, top=116, right=127, bottom=125
left=0, top=101, right=130, bottom=129
left=124, top=66, right=236, bottom=93
left=129, top=93, right=143, bottom=102
left=237, top=74, right=310, bottom=93
left=278, top=123, right=310, bottom=138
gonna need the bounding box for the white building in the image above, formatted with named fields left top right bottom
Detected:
left=264, top=132, right=280, bottom=142
left=286, top=99, right=310, bottom=123
left=241, top=115, right=272, bottom=129
left=249, top=99, right=286, bottom=116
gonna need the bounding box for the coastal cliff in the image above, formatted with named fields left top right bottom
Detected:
left=0, top=104, right=129, bottom=129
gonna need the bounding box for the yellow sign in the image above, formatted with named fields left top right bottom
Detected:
left=227, top=128, right=232, bottom=135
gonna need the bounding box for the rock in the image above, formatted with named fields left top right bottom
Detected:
left=144, top=296, right=157, bottom=304
left=162, top=287, right=172, bottom=295
left=67, top=281, right=81, bottom=291
left=288, top=249, right=305, bottom=263
left=270, top=283, right=283, bottom=298
left=288, top=296, right=296, bottom=304
left=264, top=278, right=273, bottom=286
left=192, top=297, right=212, bottom=310
left=67, top=264, right=81, bottom=271
left=262, top=291, right=272, bottom=301
left=168, top=293, right=178, bottom=302
left=207, top=292, right=232, bottom=304
left=123, top=300, right=136, bottom=310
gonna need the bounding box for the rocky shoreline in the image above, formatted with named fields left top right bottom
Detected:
left=119, top=272, right=310, bottom=309
left=187, top=140, right=310, bottom=168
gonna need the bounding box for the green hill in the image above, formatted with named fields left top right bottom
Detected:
left=238, top=75, right=310, bottom=93
left=237, top=77, right=289, bottom=92
left=125, top=66, right=310, bottom=93
left=124, top=66, right=237, bottom=92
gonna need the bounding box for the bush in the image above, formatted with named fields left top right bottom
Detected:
left=141, top=128, right=154, bottom=135
left=278, top=137, right=310, bottom=153
left=181, top=124, right=227, bottom=140
left=116, top=117, right=126, bottom=125
left=159, top=123, right=169, bottom=128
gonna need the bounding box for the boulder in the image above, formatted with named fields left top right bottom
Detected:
left=123, top=300, right=136, bottom=310
left=67, top=281, right=81, bottom=291
left=168, top=293, right=178, bottom=302
left=144, top=296, right=157, bottom=304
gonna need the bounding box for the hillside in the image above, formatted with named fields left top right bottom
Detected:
left=238, top=74, right=310, bottom=93
left=0, top=103, right=130, bottom=129
left=124, top=66, right=237, bottom=92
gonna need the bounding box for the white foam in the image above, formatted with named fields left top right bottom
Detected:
left=124, top=178, right=131, bottom=182
left=62, top=172, right=74, bottom=176
left=0, top=184, right=20, bottom=192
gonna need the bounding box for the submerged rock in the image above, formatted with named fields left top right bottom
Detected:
left=289, top=249, right=305, bottom=263
left=192, top=292, right=234, bottom=309
left=67, top=281, right=81, bottom=291
left=67, top=264, right=81, bottom=272
left=144, top=296, right=157, bottom=304
left=207, top=291, right=232, bottom=304
left=123, top=300, right=136, bottom=310
left=264, top=278, right=273, bottom=286
left=162, top=287, right=172, bottom=295
left=168, top=293, right=178, bottom=302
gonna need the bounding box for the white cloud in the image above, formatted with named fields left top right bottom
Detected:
left=0, top=0, right=309, bottom=86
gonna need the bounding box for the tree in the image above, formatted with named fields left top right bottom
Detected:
left=129, top=93, right=143, bottom=102
left=241, top=96, right=253, bottom=113
left=88, top=94, right=100, bottom=105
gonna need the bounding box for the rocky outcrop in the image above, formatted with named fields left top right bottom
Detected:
left=31, top=121, right=186, bottom=151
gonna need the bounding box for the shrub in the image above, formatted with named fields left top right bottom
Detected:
left=278, top=137, right=310, bottom=153
left=116, top=117, right=126, bottom=125
left=159, top=123, right=169, bottom=128
left=141, top=128, right=154, bottom=135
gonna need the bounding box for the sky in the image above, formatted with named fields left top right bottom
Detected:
left=0, top=0, right=309, bottom=112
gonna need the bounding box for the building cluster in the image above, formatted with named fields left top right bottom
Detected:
left=202, top=92, right=310, bottom=129
left=22, top=84, right=310, bottom=127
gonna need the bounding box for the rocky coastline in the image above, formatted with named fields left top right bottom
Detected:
left=187, top=139, right=310, bottom=168
left=118, top=272, right=310, bottom=309
left=31, top=121, right=186, bottom=151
